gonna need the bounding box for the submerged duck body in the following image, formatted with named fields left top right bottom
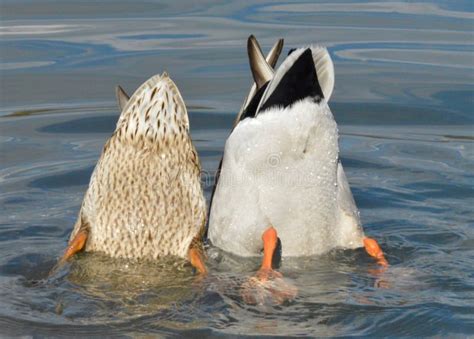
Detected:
left=67, top=73, right=206, bottom=261
left=209, top=46, right=364, bottom=257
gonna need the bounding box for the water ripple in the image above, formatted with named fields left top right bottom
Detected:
left=0, top=0, right=473, bottom=336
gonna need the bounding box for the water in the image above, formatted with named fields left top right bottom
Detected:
left=1, top=0, right=473, bottom=336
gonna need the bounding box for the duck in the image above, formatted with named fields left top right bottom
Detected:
left=56, top=72, right=207, bottom=274
left=208, top=36, right=387, bottom=282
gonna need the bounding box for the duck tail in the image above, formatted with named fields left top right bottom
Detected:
left=255, top=46, right=335, bottom=114
left=115, top=85, right=130, bottom=112
left=114, top=72, right=190, bottom=146
left=235, top=36, right=284, bottom=125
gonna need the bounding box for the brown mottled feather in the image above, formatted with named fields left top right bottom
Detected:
left=69, top=73, right=206, bottom=259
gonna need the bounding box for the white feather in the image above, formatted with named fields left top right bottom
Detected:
left=335, top=162, right=365, bottom=248
left=209, top=97, right=364, bottom=256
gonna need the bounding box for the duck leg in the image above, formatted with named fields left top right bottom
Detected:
left=49, top=229, right=88, bottom=276
left=363, top=237, right=388, bottom=266
left=256, top=226, right=281, bottom=280
left=188, top=247, right=207, bottom=274
left=62, top=229, right=88, bottom=261
left=241, top=226, right=297, bottom=305
left=188, top=237, right=207, bottom=274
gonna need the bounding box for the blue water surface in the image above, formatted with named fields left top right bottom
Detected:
left=0, top=0, right=473, bottom=336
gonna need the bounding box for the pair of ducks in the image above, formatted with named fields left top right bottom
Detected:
left=58, top=36, right=387, bottom=291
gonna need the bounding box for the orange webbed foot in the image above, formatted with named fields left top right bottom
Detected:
left=364, top=237, right=388, bottom=267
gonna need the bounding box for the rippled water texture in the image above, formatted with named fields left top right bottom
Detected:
left=1, top=1, right=473, bottom=336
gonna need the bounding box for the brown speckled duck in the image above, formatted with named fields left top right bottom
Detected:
left=57, top=72, right=207, bottom=273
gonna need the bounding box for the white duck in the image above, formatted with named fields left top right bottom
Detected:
left=208, top=36, right=387, bottom=281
